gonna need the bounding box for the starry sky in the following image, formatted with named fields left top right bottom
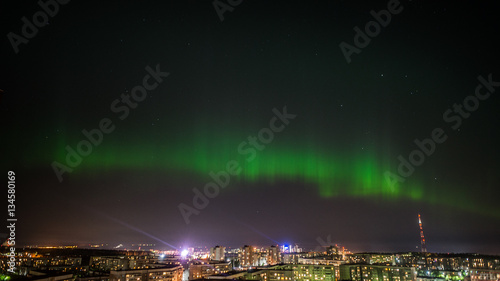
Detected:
left=1, top=0, right=500, bottom=254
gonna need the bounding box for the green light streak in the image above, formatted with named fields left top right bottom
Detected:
left=27, top=131, right=500, bottom=218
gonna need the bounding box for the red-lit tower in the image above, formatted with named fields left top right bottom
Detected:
left=418, top=214, right=427, bottom=253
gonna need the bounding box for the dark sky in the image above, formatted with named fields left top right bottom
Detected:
left=1, top=1, right=500, bottom=254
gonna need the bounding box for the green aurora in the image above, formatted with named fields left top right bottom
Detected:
left=42, top=130, right=500, bottom=219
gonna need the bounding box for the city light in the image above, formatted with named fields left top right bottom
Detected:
left=180, top=249, right=189, bottom=258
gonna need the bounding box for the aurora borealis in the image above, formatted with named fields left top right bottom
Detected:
left=2, top=1, right=500, bottom=253
left=46, top=128, right=498, bottom=220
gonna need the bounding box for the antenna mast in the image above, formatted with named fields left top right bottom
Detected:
left=418, top=214, right=427, bottom=253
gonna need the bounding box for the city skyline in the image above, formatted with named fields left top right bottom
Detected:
left=5, top=213, right=496, bottom=255
left=2, top=244, right=500, bottom=281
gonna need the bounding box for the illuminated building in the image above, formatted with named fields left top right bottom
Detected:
left=90, top=255, right=152, bottom=271
left=205, top=264, right=335, bottom=281
left=267, top=245, right=282, bottom=266
left=109, top=265, right=183, bottom=281
left=91, top=257, right=130, bottom=271
left=292, top=264, right=337, bottom=281
left=339, top=264, right=417, bottom=281
left=210, top=246, right=226, bottom=262
left=470, top=269, right=500, bottom=281
left=188, top=260, right=231, bottom=280
left=240, top=246, right=258, bottom=268
left=26, top=273, right=74, bottom=281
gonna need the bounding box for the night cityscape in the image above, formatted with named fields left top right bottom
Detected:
left=1, top=1, right=500, bottom=281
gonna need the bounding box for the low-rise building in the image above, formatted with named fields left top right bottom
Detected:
left=189, top=260, right=232, bottom=280
left=340, top=264, right=417, bottom=281
left=109, top=265, right=183, bottom=281
left=470, top=269, right=500, bottom=281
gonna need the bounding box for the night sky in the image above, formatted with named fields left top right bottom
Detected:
left=1, top=1, right=500, bottom=254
